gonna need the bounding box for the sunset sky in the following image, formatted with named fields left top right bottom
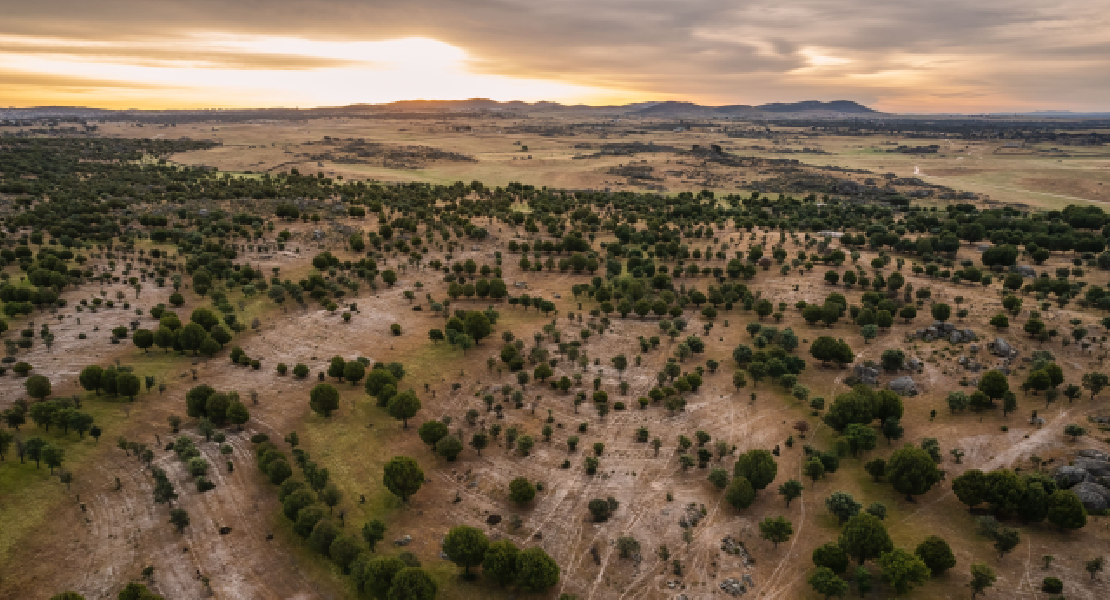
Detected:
left=3, top=0, right=1109, bottom=113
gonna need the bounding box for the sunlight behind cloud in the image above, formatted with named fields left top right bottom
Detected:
left=0, top=34, right=629, bottom=108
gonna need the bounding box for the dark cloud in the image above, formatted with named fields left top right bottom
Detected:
left=2, top=0, right=1107, bottom=109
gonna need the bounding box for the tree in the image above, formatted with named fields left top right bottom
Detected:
left=509, top=477, right=536, bottom=504
left=808, top=567, right=849, bottom=599
left=383, top=456, right=423, bottom=502
left=839, top=513, right=893, bottom=565
left=25, top=375, right=51, bottom=400
left=343, top=361, right=366, bottom=385
left=470, top=432, right=489, bottom=456
left=227, top=401, right=249, bottom=429
left=79, top=365, right=103, bottom=395
left=132, top=328, right=154, bottom=353
left=117, top=582, right=164, bottom=600
left=387, top=567, right=437, bottom=600
left=533, top=363, right=553, bottom=382
left=515, top=547, right=560, bottom=592
left=387, top=391, right=421, bottom=428
left=179, top=323, right=207, bottom=354
left=968, top=564, right=996, bottom=597
left=1064, top=424, right=1087, bottom=441
left=435, top=435, right=463, bottom=461
left=114, top=373, right=141, bottom=401
left=1086, top=556, right=1104, bottom=580
left=952, top=469, right=988, bottom=510
left=878, top=548, right=930, bottom=594
left=1083, top=372, right=1109, bottom=398
left=826, top=491, right=863, bottom=524
left=465, top=311, right=492, bottom=342
left=993, top=527, right=1021, bottom=558
left=309, top=383, right=340, bottom=417
left=482, top=539, right=521, bottom=586
left=915, top=535, right=956, bottom=576
left=804, top=457, right=825, bottom=482
left=418, top=421, right=449, bottom=448
left=931, top=303, right=951, bottom=322
left=1047, top=490, right=1087, bottom=531
left=813, top=542, right=850, bottom=574
left=330, top=534, right=361, bottom=573
left=309, top=519, right=340, bottom=555
left=842, top=423, right=877, bottom=457
left=886, top=444, right=942, bottom=501
left=364, top=369, right=398, bottom=397
left=588, top=498, right=613, bottom=521
left=733, top=449, right=778, bottom=490
left=169, top=508, right=190, bottom=533
left=353, top=555, right=406, bottom=598
left=759, top=516, right=792, bottom=549
left=362, top=519, right=387, bottom=551
left=42, top=445, right=64, bottom=474
left=779, top=479, right=804, bottom=507
left=442, top=525, right=489, bottom=575
left=978, top=370, right=1009, bottom=402
left=725, top=476, right=756, bottom=510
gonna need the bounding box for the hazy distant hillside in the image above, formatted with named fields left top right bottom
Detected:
left=632, top=100, right=877, bottom=116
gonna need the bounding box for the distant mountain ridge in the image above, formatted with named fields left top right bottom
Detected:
left=1, top=98, right=879, bottom=120
left=630, top=100, right=877, bottom=115
left=365, top=98, right=878, bottom=114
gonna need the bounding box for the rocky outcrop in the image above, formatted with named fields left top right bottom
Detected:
left=1053, top=451, right=1110, bottom=512
left=888, top=376, right=918, bottom=396
left=1054, top=466, right=1089, bottom=488
left=1070, top=482, right=1110, bottom=512
left=853, top=364, right=879, bottom=385
left=989, top=337, right=1016, bottom=358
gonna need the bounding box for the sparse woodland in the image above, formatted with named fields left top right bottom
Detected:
left=1, top=126, right=1109, bottom=599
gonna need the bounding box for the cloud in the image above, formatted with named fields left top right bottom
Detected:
left=2, top=0, right=1108, bottom=111
left=0, top=39, right=368, bottom=70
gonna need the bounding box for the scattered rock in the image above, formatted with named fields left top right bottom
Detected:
left=720, top=536, right=754, bottom=567
left=718, top=577, right=747, bottom=596
left=678, top=503, right=702, bottom=528
left=888, top=376, right=918, bottom=396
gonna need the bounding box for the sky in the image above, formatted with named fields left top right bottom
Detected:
left=2, top=0, right=1109, bottom=113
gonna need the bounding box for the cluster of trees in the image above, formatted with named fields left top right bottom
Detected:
left=446, top=278, right=508, bottom=301
left=249, top=435, right=442, bottom=595
left=440, top=525, right=559, bottom=592
left=129, top=307, right=234, bottom=358
left=722, top=449, right=779, bottom=511
left=77, top=365, right=145, bottom=401
left=809, top=525, right=969, bottom=597
left=183, top=385, right=250, bottom=428
left=429, top=308, right=496, bottom=353
left=952, top=468, right=1088, bottom=530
